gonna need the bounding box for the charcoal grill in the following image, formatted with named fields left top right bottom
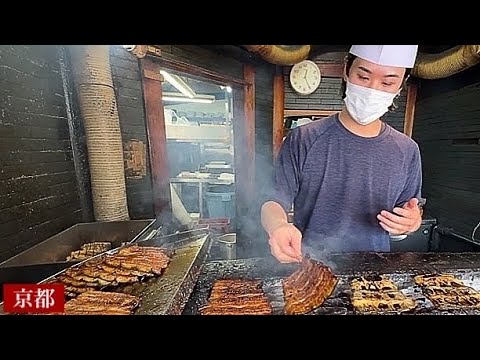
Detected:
left=0, top=219, right=158, bottom=268
left=184, top=252, right=480, bottom=315
left=0, top=219, right=158, bottom=301
left=0, top=228, right=212, bottom=315
left=125, top=228, right=212, bottom=315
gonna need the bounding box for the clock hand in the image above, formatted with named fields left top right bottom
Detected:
left=305, top=77, right=310, bottom=88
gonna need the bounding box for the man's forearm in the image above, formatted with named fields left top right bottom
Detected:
left=261, top=201, right=289, bottom=235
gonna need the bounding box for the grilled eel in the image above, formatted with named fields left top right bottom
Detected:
left=350, top=276, right=416, bottom=313
left=413, top=274, right=465, bottom=288
left=351, top=276, right=399, bottom=292
left=200, top=304, right=272, bottom=315
left=64, top=291, right=140, bottom=315
left=282, top=257, right=338, bottom=315
left=414, top=274, right=480, bottom=309
left=104, top=246, right=170, bottom=275
left=200, top=279, right=273, bottom=315
left=66, top=242, right=112, bottom=261
left=351, top=289, right=417, bottom=313
left=53, top=246, right=171, bottom=297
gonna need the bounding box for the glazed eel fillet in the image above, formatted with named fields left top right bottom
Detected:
left=282, top=256, right=338, bottom=315
left=200, top=279, right=273, bottom=315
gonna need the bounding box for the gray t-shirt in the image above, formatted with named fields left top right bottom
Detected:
left=268, top=113, right=422, bottom=253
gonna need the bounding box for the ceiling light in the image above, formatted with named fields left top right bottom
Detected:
left=163, top=96, right=215, bottom=104
left=160, top=70, right=196, bottom=98
left=163, top=93, right=216, bottom=104
left=220, top=85, right=233, bottom=93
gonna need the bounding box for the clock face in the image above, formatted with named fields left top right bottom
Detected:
left=289, top=60, right=321, bottom=95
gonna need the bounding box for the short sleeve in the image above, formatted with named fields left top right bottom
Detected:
left=264, top=132, right=302, bottom=212
left=396, top=143, right=423, bottom=207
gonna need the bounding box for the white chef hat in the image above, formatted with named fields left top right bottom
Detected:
left=349, top=45, right=419, bottom=68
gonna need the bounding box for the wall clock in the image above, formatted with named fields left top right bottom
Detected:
left=289, top=60, right=321, bottom=95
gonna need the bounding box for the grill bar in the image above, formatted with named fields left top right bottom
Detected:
left=184, top=252, right=480, bottom=315
left=0, top=228, right=212, bottom=316
left=0, top=219, right=157, bottom=268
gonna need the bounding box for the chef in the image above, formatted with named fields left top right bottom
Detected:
left=261, top=45, right=423, bottom=263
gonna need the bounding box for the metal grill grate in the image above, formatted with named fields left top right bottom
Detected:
left=184, top=253, right=480, bottom=315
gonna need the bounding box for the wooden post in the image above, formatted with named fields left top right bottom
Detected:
left=404, top=82, right=418, bottom=138
left=232, top=64, right=255, bottom=257
left=243, top=64, right=256, bottom=205
left=140, top=57, right=173, bottom=226
left=273, top=66, right=285, bottom=161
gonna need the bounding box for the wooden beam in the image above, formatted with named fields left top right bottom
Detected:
left=195, top=45, right=267, bottom=66
left=273, top=67, right=285, bottom=160
left=284, top=109, right=338, bottom=117
left=143, top=69, right=163, bottom=82
left=139, top=57, right=173, bottom=226
left=316, top=61, right=344, bottom=78
left=149, top=55, right=249, bottom=88
left=404, top=82, right=418, bottom=138
left=125, top=45, right=162, bottom=59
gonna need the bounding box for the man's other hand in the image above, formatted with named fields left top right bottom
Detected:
left=377, top=198, right=422, bottom=235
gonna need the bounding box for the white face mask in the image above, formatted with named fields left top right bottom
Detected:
left=344, top=81, right=398, bottom=125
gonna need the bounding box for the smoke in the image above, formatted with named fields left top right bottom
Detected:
left=108, top=52, right=350, bottom=271
left=301, top=236, right=346, bottom=273
left=244, top=135, right=349, bottom=271
left=234, top=144, right=276, bottom=260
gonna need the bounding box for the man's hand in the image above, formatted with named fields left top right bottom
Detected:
left=377, top=198, right=422, bottom=235
left=268, top=223, right=303, bottom=264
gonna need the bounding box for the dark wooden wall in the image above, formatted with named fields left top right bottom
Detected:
left=383, top=91, right=407, bottom=132
left=414, top=64, right=480, bottom=238
left=0, top=45, right=82, bottom=262
left=110, top=46, right=154, bottom=220
left=283, top=54, right=407, bottom=132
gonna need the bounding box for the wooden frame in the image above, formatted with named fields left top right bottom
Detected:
left=273, top=108, right=339, bottom=160
left=231, top=64, right=256, bottom=236
left=140, top=53, right=256, bottom=239
left=149, top=56, right=249, bottom=88
left=273, top=67, right=284, bottom=160
left=139, top=57, right=172, bottom=226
